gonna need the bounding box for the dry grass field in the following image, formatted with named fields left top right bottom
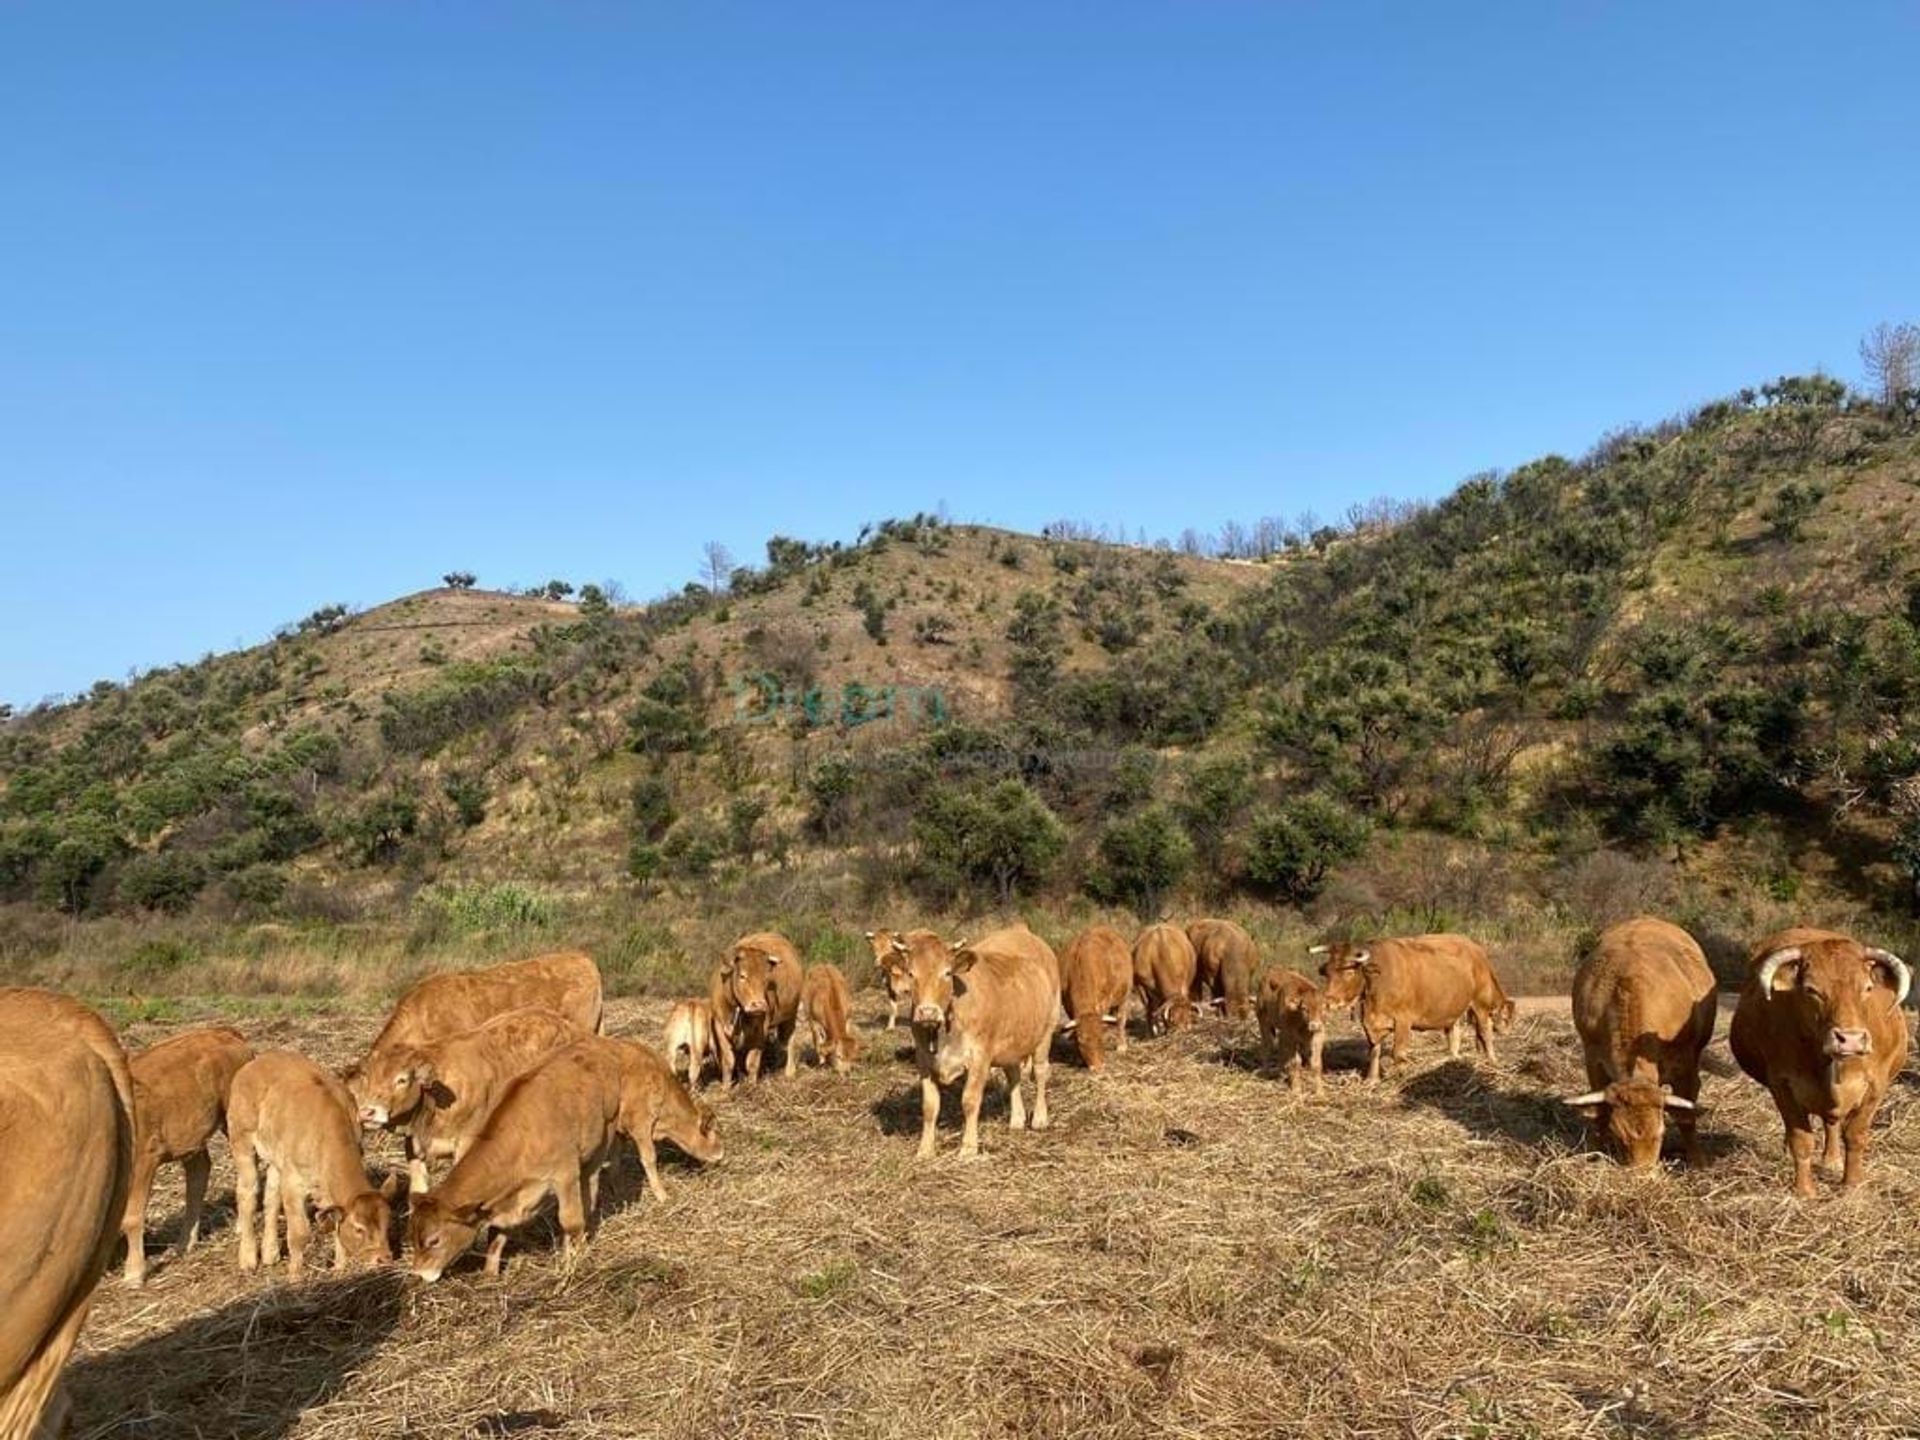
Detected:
left=75, top=993, right=1920, bottom=1440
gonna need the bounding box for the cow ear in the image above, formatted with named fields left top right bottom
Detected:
left=950, top=949, right=979, bottom=976
left=316, top=1204, right=343, bottom=1225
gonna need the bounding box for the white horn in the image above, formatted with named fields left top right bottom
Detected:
left=1755, top=946, right=1803, bottom=999
left=1661, top=1094, right=1696, bottom=1111
left=1307, top=945, right=1329, bottom=955
left=1058, top=1018, right=1077, bottom=1033
left=1352, top=949, right=1372, bottom=966
left=1866, top=948, right=1913, bottom=1008
left=1561, top=1090, right=1607, bottom=1107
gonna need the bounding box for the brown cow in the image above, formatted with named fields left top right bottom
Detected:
left=708, top=932, right=805, bottom=1086
left=351, top=1007, right=582, bottom=1193
left=1730, top=927, right=1911, bottom=1196
left=1132, top=923, right=1198, bottom=1035
left=227, top=1051, right=394, bottom=1278
left=1058, top=925, right=1133, bottom=1071
left=663, top=998, right=720, bottom=1092
left=1188, top=918, right=1259, bottom=1021
left=122, top=1026, right=254, bottom=1285
left=1255, top=968, right=1326, bottom=1093
left=347, top=950, right=603, bottom=1124
left=865, top=928, right=918, bottom=1030
left=407, top=1039, right=627, bottom=1281
left=1563, top=917, right=1716, bottom=1168
left=1314, top=934, right=1501, bottom=1082
left=0, top=989, right=133, bottom=1440
left=898, top=926, right=1059, bottom=1159
left=799, top=964, right=861, bottom=1074
left=604, top=1037, right=724, bottom=1201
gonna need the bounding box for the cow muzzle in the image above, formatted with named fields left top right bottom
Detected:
left=1827, top=1027, right=1872, bottom=1058
left=741, top=1001, right=767, bottom=1015
left=914, top=1004, right=944, bottom=1026
left=360, top=1105, right=388, bottom=1127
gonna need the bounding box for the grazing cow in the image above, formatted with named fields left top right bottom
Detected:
left=0, top=989, right=133, bottom=1440
left=351, top=1007, right=582, bottom=1193
left=708, top=932, right=805, bottom=1087
left=1255, top=968, right=1326, bottom=1093
left=663, top=999, right=720, bottom=1092
left=799, top=964, right=861, bottom=1074
left=1188, top=919, right=1260, bottom=1021
left=1132, top=923, right=1198, bottom=1034
left=407, top=1039, right=627, bottom=1281
left=898, top=926, right=1059, bottom=1159
left=865, top=929, right=918, bottom=1030
left=1058, top=925, right=1133, bottom=1072
left=347, top=950, right=603, bottom=1126
left=1563, top=917, right=1716, bottom=1168
left=122, top=1026, right=254, bottom=1285
left=604, top=1038, right=724, bottom=1200
left=1729, top=927, right=1910, bottom=1196
left=227, top=1051, right=395, bottom=1278
left=1314, top=934, right=1501, bottom=1082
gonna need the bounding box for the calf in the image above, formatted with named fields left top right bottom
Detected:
left=708, top=931, right=805, bottom=1086
left=1058, top=925, right=1132, bottom=1071
left=1730, top=927, right=1910, bottom=1196
left=799, top=964, right=861, bottom=1074
left=1563, top=916, right=1716, bottom=1168
left=1188, top=919, right=1260, bottom=1021
left=1314, top=933, right=1498, bottom=1082
left=351, top=1007, right=581, bottom=1193
left=865, top=928, right=918, bottom=1030
left=1132, top=923, right=1198, bottom=1034
left=898, top=926, right=1058, bottom=1159
left=0, top=989, right=133, bottom=1440
left=122, top=1026, right=254, bottom=1285
left=1255, top=968, right=1326, bottom=1093
left=407, top=1040, right=627, bottom=1281
left=663, top=999, right=720, bottom=1092
left=605, top=1038, right=724, bottom=1200
left=227, top=1051, right=394, bottom=1279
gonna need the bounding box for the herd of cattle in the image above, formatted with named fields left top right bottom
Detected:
left=0, top=912, right=1911, bottom=1436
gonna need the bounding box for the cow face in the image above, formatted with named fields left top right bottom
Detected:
left=867, top=929, right=918, bottom=1006
left=1489, top=997, right=1518, bottom=1033
left=408, top=1194, right=485, bottom=1283
left=323, top=1190, right=396, bottom=1265
left=352, top=1045, right=434, bottom=1129
left=724, top=943, right=786, bottom=1017
left=1563, top=1079, right=1694, bottom=1169
left=1157, top=994, right=1197, bottom=1032
left=1286, top=982, right=1327, bottom=1037
left=1310, top=943, right=1371, bottom=1010
left=657, top=1092, right=725, bottom=1164
left=900, top=933, right=972, bottom=1030
left=1757, top=937, right=1912, bottom=1060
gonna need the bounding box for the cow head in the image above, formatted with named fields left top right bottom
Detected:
left=1489, top=997, right=1518, bottom=1033
left=724, top=941, right=786, bottom=1017
left=1156, top=994, right=1197, bottom=1032
left=898, top=932, right=974, bottom=1030
left=656, top=1089, right=725, bottom=1165
left=1562, top=1079, right=1695, bottom=1169
left=322, top=1186, right=396, bottom=1266
left=1310, top=943, right=1372, bottom=1010
left=1282, top=979, right=1327, bottom=1037
left=351, top=1045, right=436, bottom=1129
left=408, top=1194, right=486, bottom=1283
left=865, top=928, right=916, bottom=1004
left=1756, top=936, right=1911, bottom=1061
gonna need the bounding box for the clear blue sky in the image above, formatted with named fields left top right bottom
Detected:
left=4, top=3, right=1916, bottom=706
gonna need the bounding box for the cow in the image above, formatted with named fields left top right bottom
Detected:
left=708, top=932, right=805, bottom=1087
left=799, top=964, right=861, bottom=1074
left=1132, top=923, right=1198, bottom=1035
left=1314, top=934, right=1502, bottom=1082
left=1188, top=918, right=1260, bottom=1021
left=1562, top=917, right=1716, bottom=1168
left=1729, top=927, right=1911, bottom=1196
left=1255, top=968, right=1326, bottom=1093
left=865, top=929, right=917, bottom=1030
left=0, top=989, right=133, bottom=1440
left=604, top=1037, right=724, bottom=1201
left=1058, top=925, right=1132, bottom=1072
left=350, top=1007, right=582, bottom=1193
left=346, top=950, right=603, bottom=1128
left=226, top=1051, right=395, bottom=1278
left=896, top=926, right=1059, bottom=1159
left=121, top=1026, right=254, bottom=1285
left=663, top=998, right=720, bottom=1092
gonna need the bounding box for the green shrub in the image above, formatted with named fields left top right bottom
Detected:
left=415, top=882, right=558, bottom=932
left=1244, top=794, right=1370, bottom=903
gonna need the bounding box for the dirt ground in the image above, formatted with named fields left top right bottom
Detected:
left=70, top=993, right=1920, bottom=1440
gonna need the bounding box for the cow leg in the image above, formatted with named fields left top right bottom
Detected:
left=1818, top=1118, right=1843, bottom=1177
left=484, top=1228, right=509, bottom=1277
left=1004, top=1064, right=1027, bottom=1130
left=556, top=1168, right=588, bottom=1258
left=1392, top=1018, right=1414, bottom=1076
left=636, top=1132, right=669, bottom=1203
left=1309, top=1032, right=1325, bottom=1094
left=783, top=1020, right=801, bottom=1079
left=120, top=1145, right=162, bottom=1286
left=408, top=1134, right=431, bottom=1195
left=586, top=1159, right=604, bottom=1216
left=180, top=1149, right=212, bottom=1253
left=1469, top=1007, right=1497, bottom=1063
left=744, top=1040, right=764, bottom=1085
left=234, top=1139, right=261, bottom=1271
left=1673, top=1069, right=1703, bottom=1164
left=1771, top=1090, right=1819, bottom=1198
left=261, top=1165, right=284, bottom=1267
left=1113, top=992, right=1130, bottom=1053
left=958, top=1065, right=990, bottom=1160
left=1447, top=1020, right=1463, bottom=1059
left=1361, top=1016, right=1388, bottom=1084
left=1840, top=1098, right=1881, bottom=1190
left=282, top=1184, right=311, bottom=1279
left=1030, top=1043, right=1050, bottom=1130
left=917, top=1074, right=942, bottom=1159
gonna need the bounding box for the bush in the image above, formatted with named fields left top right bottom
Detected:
left=912, top=779, right=1066, bottom=906
left=441, top=772, right=488, bottom=827
left=1085, top=806, right=1193, bottom=918
left=116, top=850, right=209, bottom=915
left=1244, top=794, right=1370, bottom=903
left=414, top=882, right=558, bottom=932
